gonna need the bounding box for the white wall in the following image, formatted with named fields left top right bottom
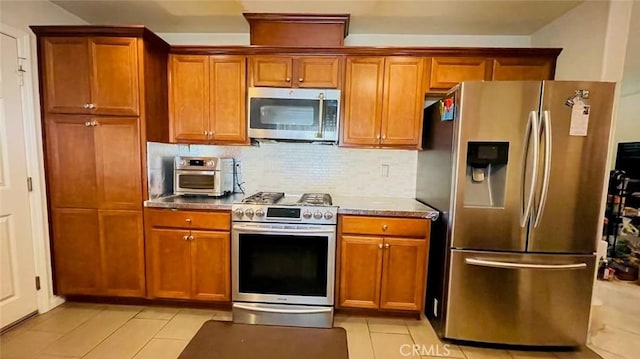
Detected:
left=158, top=32, right=530, bottom=47
left=615, top=92, right=640, bottom=144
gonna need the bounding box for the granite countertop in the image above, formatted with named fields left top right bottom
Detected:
left=145, top=194, right=439, bottom=220
left=332, top=196, right=439, bottom=220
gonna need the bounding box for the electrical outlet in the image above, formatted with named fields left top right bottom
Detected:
left=234, top=161, right=242, bottom=174
left=380, top=163, right=390, bottom=177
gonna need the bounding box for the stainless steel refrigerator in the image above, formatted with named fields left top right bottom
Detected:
left=416, top=81, right=615, bottom=346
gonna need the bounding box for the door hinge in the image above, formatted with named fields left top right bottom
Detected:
left=27, top=177, right=33, bottom=192
left=35, top=276, right=41, bottom=290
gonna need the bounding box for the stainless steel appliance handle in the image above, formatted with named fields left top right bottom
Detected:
left=520, top=111, right=539, bottom=227
left=233, top=224, right=335, bottom=234
left=465, top=258, right=587, bottom=270
left=234, top=303, right=332, bottom=314
left=316, top=93, right=325, bottom=138
left=534, top=110, right=552, bottom=228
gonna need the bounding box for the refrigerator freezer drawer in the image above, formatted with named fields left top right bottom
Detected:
left=445, top=250, right=596, bottom=346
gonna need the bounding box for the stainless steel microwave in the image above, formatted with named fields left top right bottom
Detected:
left=248, top=87, right=341, bottom=143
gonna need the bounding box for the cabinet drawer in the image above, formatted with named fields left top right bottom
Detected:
left=340, top=215, right=429, bottom=238
left=145, top=209, right=230, bottom=231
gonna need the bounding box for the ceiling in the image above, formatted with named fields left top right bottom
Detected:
left=51, top=0, right=582, bottom=35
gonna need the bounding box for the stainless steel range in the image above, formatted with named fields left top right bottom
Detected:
left=231, top=192, right=338, bottom=328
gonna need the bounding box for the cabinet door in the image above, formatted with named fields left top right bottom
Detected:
left=381, top=57, right=425, bottom=147
left=339, top=235, right=383, bottom=309
left=52, top=209, right=101, bottom=295
left=295, top=56, right=341, bottom=88
left=99, top=210, right=145, bottom=297
left=250, top=56, right=292, bottom=87
left=94, top=117, right=142, bottom=209
left=428, top=57, right=491, bottom=91
left=42, top=37, right=91, bottom=114
left=89, top=37, right=139, bottom=116
left=492, top=57, right=555, bottom=81
left=380, top=238, right=427, bottom=311
left=169, top=55, right=210, bottom=142
left=45, top=115, right=98, bottom=208
left=191, top=230, right=230, bottom=301
left=147, top=228, right=192, bottom=299
left=342, top=57, right=385, bottom=146
left=210, top=56, right=247, bottom=143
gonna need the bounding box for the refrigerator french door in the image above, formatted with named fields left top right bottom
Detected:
left=418, top=81, right=615, bottom=346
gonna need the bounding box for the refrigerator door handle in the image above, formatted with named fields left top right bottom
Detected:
left=520, top=111, right=539, bottom=228
left=534, top=110, right=552, bottom=228
left=465, top=258, right=587, bottom=270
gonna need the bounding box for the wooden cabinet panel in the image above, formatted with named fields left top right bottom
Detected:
left=94, top=117, right=142, bottom=210
left=99, top=210, right=145, bottom=296
left=429, top=57, right=491, bottom=91
left=339, top=235, right=383, bottom=309
left=492, top=57, right=554, bottom=81
left=295, top=57, right=341, bottom=88
left=210, top=56, right=247, bottom=143
left=169, top=55, right=210, bottom=142
left=341, top=216, right=430, bottom=238
left=380, top=238, right=427, bottom=311
left=42, top=37, right=91, bottom=114
left=52, top=209, right=100, bottom=295
left=147, top=228, right=192, bottom=299
left=145, top=209, right=230, bottom=231
left=250, top=56, right=292, bottom=87
left=191, top=230, right=230, bottom=301
left=342, top=57, right=385, bottom=146
left=381, top=57, right=425, bottom=146
left=45, top=115, right=98, bottom=208
left=89, top=37, right=139, bottom=116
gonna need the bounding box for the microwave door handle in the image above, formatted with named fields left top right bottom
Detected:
left=316, top=93, right=325, bottom=139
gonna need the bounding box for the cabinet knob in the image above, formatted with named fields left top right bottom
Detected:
left=188, top=235, right=194, bottom=241
left=382, top=135, right=387, bottom=140
left=91, top=120, right=99, bottom=127
left=299, top=78, right=304, bottom=82
left=183, top=235, right=189, bottom=241
left=186, top=218, right=192, bottom=224
left=378, top=243, right=383, bottom=249
left=85, top=121, right=92, bottom=127
left=382, top=224, right=388, bottom=231
left=83, top=104, right=90, bottom=109
left=285, top=77, right=291, bottom=82
left=89, top=103, right=96, bottom=109
left=384, top=243, right=390, bottom=249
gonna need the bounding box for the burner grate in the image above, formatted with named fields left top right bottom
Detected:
left=242, top=192, right=285, bottom=204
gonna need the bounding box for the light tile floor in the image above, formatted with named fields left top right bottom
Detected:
left=588, top=280, right=640, bottom=359
left=0, top=302, right=607, bottom=359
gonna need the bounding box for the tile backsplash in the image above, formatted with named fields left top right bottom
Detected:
left=148, top=141, right=418, bottom=198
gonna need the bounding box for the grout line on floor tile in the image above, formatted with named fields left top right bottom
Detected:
left=365, top=317, right=377, bottom=359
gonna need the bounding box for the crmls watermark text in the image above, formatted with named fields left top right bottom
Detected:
left=399, top=344, right=451, bottom=357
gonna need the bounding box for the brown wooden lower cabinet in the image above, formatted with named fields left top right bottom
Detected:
left=338, top=215, right=430, bottom=312
left=52, top=208, right=145, bottom=296
left=144, top=208, right=231, bottom=301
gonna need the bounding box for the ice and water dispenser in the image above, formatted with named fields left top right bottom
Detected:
left=463, top=142, right=509, bottom=208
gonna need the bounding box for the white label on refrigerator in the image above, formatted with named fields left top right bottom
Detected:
left=570, top=100, right=590, bottom=136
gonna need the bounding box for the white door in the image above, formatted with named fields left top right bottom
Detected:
left=0, top=32, right=38, bottom=329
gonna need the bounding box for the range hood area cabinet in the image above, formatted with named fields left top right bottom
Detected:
left=31, top=26, right=170, bottom=297
left=169, top=54, right=248, bottom=144
left=342, top=57, right=426, bottom=149
left=249, top=55, right=343, bottom=88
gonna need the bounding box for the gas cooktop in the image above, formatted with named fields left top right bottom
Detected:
left=233, top=192, right=337, bottom=224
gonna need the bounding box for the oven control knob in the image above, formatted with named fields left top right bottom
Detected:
left=255, top=209, right=265, bottom=217
left=244, top=208, right=254, bottom=218
left=314, top=211, right=323, bottom=219
left=303, top=211, right=312, bottom=219
left=234, top=208, right=244, bottom=218
left=206, top=160, right=215, bottom=167
left=180, top=159, right=188, bottom=166
left=324, top=212, right=334, bottom=220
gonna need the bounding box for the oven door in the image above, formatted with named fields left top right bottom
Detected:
left=174, top=170, right=216, bottom=195
left=232, top=222, right=336, bottom=306
left=248, top=87, right=340, bottom=142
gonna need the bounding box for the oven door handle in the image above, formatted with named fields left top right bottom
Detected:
left=233, top=225, right=335, bottom=234
left=234, top=303, right=332, bottom=314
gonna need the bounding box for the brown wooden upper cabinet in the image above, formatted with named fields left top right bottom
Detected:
left=249, top=55, right=342, bottom=88
left=43, top=36, right=139, bottom=116
left=169, top=54, right=247, bottom=144
left=427, top=57, right=492, bottom=92
left=342, top=57, right=425, bottom=148
left=492, top=57, right=555, bottom=81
